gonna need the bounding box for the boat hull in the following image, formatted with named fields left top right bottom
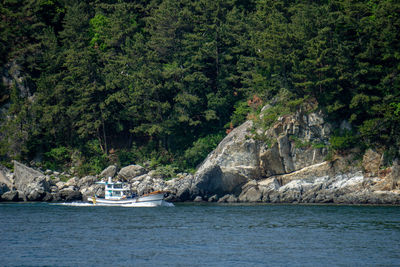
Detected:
left=87, top=193, right=166, bottom=207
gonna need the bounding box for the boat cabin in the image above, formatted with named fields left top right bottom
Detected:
left=97, top=177, right=131, bottom=200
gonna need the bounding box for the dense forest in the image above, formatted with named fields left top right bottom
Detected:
left=0, top=0, right=399, bottom=176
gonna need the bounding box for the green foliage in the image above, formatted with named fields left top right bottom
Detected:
left=154, top=164, right=178, bottom=180
left=259, top=104, right=290, bottom=129
left=75, top=140, right=108, bottom=176
left=43, top=146, right=72, bottom=170
left=329, top=130, right=358, bottom=152
left=182, top=133, right=225, bottom=170
left=116, top=149, right=138, bottom=168
left=289, top=136, right=311, bottom=149
left=229, top=101, right=251, bottom=127
left=391, top=102, right=400, bottom=116
left=312, top=142, right=327, bottom=149
left=89, top=13, right=109, bottom=50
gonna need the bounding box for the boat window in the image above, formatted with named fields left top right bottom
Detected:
left=114, top=184, right=123, bottom=189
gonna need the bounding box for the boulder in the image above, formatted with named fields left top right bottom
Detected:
left=26, top=189, right=46, bottom=201
left=193, top=196, right=204, bottom=202
left=13, top=160, right=44, bottom=192
left=208, top=194, right=218, bottom=202
left=21, top=176, right=55, bottom=201
left=165, top=174, right=193, bottom=201
left=238, top=178, right=281, bottom=202
left=56, top=188, right=82, bottom=201
left=196, top=121, right=260, bottom=178
left=65, top=177, right=79, bottom=188
left=11, top=161, right=55, bottom=201
left=100, top=165, right=117, bottom=178
left=77, top=176, right=97, bottom=189
left=0, top=190, right=19, bottom=201
left=239, top=186, right=263, bottom=202
left=56, top=181, right=66, bottom=190
left=217, top=194, right=238, bottom=203
left=118, top=165, right=146, bottom=181
left=80, top=184, right=104, bottom=202
left=192, top=165, right=248, bottom=198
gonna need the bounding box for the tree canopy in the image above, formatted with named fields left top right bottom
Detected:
left=0, top=0, right=399, bottom=174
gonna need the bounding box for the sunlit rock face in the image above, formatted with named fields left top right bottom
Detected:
left=189, top=105, right=400, bottom=204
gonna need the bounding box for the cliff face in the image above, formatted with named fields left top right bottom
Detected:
left=190, top=106, right=400, bottom=204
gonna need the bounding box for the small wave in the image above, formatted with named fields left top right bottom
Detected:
left=50, top=202, right=95, bottom=207
left=161, top=201, right=175, bottom=207
left=50, top=201, right=175, bottom=207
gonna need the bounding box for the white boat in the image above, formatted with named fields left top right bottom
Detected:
left=87, top=177, right=171, bottom=207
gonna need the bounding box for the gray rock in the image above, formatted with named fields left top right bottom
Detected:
left=26, top=189, right=46, bottom=201
left=56, top=181, right=66, bottom=190
left=65, top=177, right=79, bottom=188
left=13, top=160, right=44, bottom=192
left=0, top=183, right=10, bottom=196
left=278, top=135, right=294, bottom=173
left=1, top=190, right=19, bottom=201
left=16, top=190, right=27, bottom=201
left=80, top=184, right=104, bottom=202
left=259, top=144, right=285, bottom=177
left=22, top=176, right=54, bottom=201
left=118, top=165, right=146, bottom=181
left=192, top=165, right=247, bottom=198
left=193, top=196, right=204, bottom=202
left=208, top=194, right=218, bottom=202
left=11, top=161, right=55, bottom=201
left=42, top=192, right=53, bottom=202
left=164, top=174, right=193, bottom=201
left=190, top=107, right=332, bottom=201
left=77, top=176, right=97, bottom=189
left=0, top=166, right=13, bottom=189
left=56, top=188, right=82, bottom=202
left=362, top=149, right=381, bottom=177
left=100, top=165, right=117, bottom=178
left=217, top=194, right=238, bottom=203
left=239, top=186, right=263, bottom=202
left=50, top=186, right=59, bottom=193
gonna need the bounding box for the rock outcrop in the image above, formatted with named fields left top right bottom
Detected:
left=117, top=165, right=146, bottom=181
left=12, top=161, right=54, bottom=201
left=99, top=165, right=117, bottom=178
left=190, top=107, right=331, bottom=200
left=189, top=105, right=400, bottom=204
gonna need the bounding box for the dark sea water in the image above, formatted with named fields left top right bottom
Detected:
left=0, top=203, right=399, bottom=267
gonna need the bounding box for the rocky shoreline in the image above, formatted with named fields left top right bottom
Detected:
left=1, top=106, right=399, bottom=204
